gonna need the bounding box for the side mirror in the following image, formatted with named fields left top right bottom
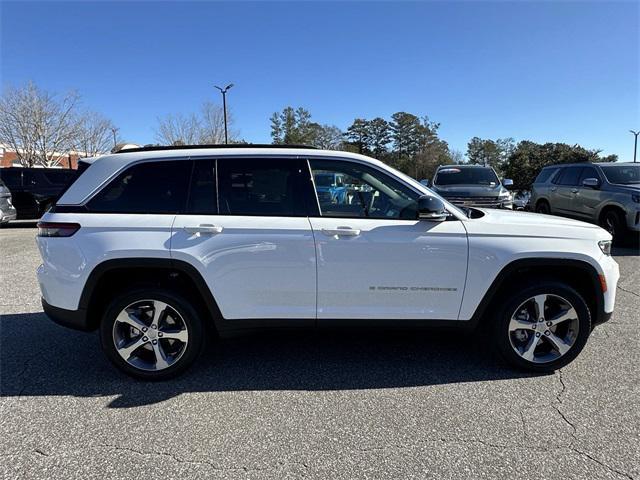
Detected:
left=417, top=195, right=447, bottom=222
left=582, top=178, right=600, bottom=189
left=502, top=178, right=514, bottom=189
left=420, top=179, right=432, bottom=187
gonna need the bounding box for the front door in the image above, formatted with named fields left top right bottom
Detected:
left=171, top=157, right=317, bottom=320
left=307, top=159, right=468, bottom=320
left=552, top=166, right=583, bottom=215
left=572, top=166, right=603, bottom=220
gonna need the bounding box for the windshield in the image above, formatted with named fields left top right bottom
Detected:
left=434, top=167, right=499, bottom=186
left=599, top=164, right=640, bottom=185
left=314, top=173, right=334, bottom=187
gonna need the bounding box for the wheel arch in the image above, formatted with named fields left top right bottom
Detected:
left=470, top=258, right=605, bottom=328
left=79, top=258, right=224, bottom=332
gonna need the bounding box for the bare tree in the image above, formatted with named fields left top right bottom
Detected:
left=74, top=111, right=117, bottom=157
left=155, top=101, right=236, bottom=145
left=0, top=82, right=80, bottom=167
left=155, top=112, right=201, bottom=145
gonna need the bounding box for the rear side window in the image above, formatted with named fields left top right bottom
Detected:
left=187, top=159, right=217, bottom=215
left=88, top=160, right=192, bottom=214
left=217, top=158, right=306, bottom=216
left=534, top=168, right=557, bottom=184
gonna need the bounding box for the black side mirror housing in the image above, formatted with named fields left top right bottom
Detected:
left=417, top=195, right=447, bottom=221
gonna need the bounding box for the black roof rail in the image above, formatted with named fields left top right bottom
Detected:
left=112, top=143, right=317, bottom=154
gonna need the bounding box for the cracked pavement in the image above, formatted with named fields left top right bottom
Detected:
left=1, top=224, right=638, bottom=479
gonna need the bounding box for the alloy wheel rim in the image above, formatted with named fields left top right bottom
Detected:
left=112, top=299, right=189, bottom=371
left=508, top=294, right=579, bottom=364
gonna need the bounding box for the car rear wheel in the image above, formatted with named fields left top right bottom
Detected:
left=100, top=289, right=205, bottom=380
left=535, top=200, right=551, bottom=214
left=493, top=282, right=591, bottom=372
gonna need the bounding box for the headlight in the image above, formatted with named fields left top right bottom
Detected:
left=632, top=194, right=640, bottom=204
left=598, top=240, right=612, bottom=256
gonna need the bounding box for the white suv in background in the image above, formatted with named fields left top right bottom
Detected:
left=37, top=145, right=619, bottom=379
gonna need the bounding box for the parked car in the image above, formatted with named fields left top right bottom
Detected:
left=38, top=145, right=618, bottom=379
left=0, top=178, right=17, bottom=225
left=427, top=165, right=514, bottom=209
left=313, top=171, right=348, bottom=204
left=513, top=191, right=531, bottom=211
left=0, top=167, right=78, bottom=220
left=530, top=162, right=640, bottom=241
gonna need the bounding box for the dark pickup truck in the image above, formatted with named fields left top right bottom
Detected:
left=0, top=167, right=78, bottom=220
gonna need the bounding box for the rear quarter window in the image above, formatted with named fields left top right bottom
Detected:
left=87, top=160, right=192, bottom=214
left=534, top=168, right=558, bottom=184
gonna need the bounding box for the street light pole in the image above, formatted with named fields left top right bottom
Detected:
left=631, top=130, right=639, bottom=163
left=111, top=127, right=119, bottom=149
left=214, top=83, right=234, bottom=144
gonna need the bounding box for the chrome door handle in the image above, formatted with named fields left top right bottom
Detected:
left=183, top=224, right=223, bottom=235
left=550, top=187, right=557, bottom=191
left=321, top=227, right=361, bottom=237
left=571, top=188, right=578, bottom=193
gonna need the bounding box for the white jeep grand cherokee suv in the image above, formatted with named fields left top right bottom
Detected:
left=37, top=145, right=619, bottom=379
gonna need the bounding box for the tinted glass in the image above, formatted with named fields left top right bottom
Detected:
left=600, top=164, right=640, bottom=185
left=309, top=159, right=418, bottom=219
left=42, top=169, right=78, bottom=186
left=0, top=169, right=21, bottom=188
left=217, top=158, right=306, bottom=216
left=187, top=159, right=217, bottom=214
left=534, top=168, right=557, bottom=184
left=556, top=167, right=583, bottom=186
left=88, top=160, right=191, bottom=214
left=578, top=166, right=600, bottom=185
left=434, top=167, right=499, bottom=186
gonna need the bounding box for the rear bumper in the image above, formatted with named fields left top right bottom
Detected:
left=41, top=298, right=91, bottom=331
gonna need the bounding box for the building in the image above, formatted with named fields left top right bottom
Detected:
left=0, top=145, right=82, bottom=169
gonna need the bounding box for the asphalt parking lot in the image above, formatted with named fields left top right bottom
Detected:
left=1, top=223, right=638, bottom=480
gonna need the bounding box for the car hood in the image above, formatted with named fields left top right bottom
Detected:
left=607, top=184, right=640, bottom=194
left=464, top=208, right=611, bottom=241
left=433, top=184, right=505, bottom=197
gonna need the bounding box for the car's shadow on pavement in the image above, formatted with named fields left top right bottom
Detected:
left=1, top=312, right=538, bottom=408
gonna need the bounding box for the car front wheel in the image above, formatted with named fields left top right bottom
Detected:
left=100, top=289, right=205, bottom=380
left=494, top=282, right=591, bottom=372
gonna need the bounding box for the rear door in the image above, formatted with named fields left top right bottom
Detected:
left=171, top=157, right=317, bottom=321
left=307, top=158, right=468, bottom=321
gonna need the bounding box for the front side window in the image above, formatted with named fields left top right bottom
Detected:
left=578, top=166, right=600, bottom=185
left=309, top=159, right=418, bottom=219
left=217, top=157, right=306, bottom=216
left=556, top=167, right=583, bottom=186
left=87, top=160, right=192, bottom=214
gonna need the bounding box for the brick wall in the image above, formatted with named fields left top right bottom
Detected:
left=0, top=150, right=80, bottom=169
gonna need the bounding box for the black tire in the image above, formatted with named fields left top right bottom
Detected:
left=493, top=281, right=591, bottom=373
left=599, top=209, right=626, bottom=244
left=100, top=288, right=205, bottom=380
left=535, top=200, right=551, bottom=215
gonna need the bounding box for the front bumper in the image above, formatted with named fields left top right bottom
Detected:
left=0, top=206, right=17, bottom=223
left=42, top=297, right=91, bottom=331
left=627, top=209, right=640, bottom=232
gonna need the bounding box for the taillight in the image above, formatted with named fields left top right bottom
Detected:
left=37, top=222, right=81, bottom=237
